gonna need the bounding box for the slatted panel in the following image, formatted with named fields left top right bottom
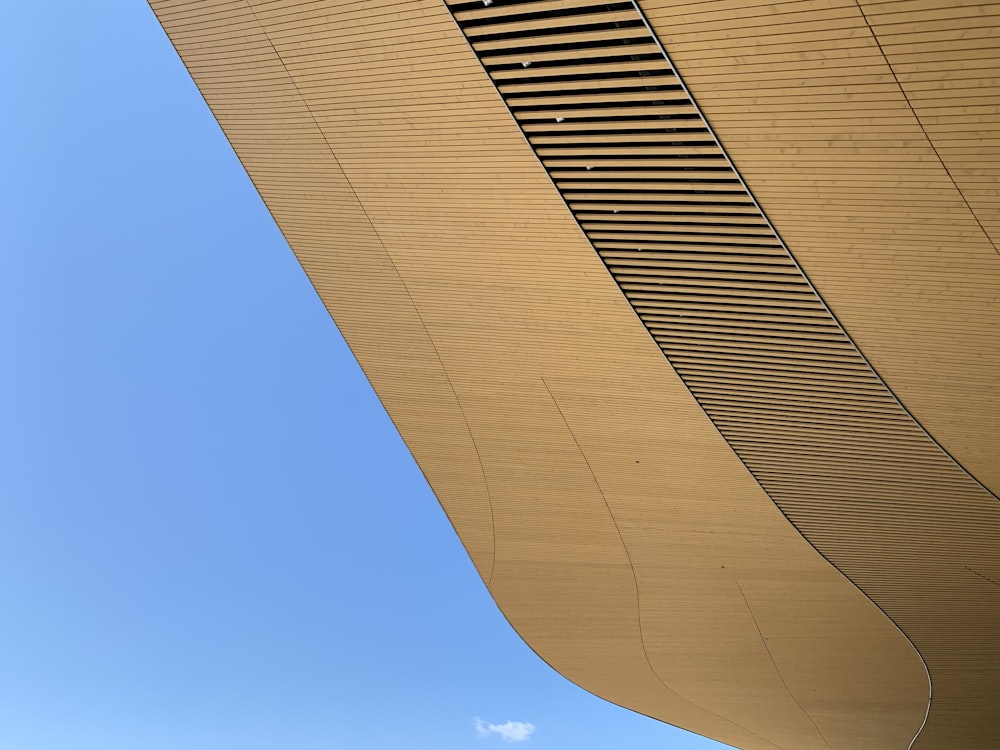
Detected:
left=154, top=2, right=938, bottom=748
left=639, top=0, right=1000, bottom=500
left=860, top=0, right=1000, bottom=274
left=445, top=2, right=1000, bottom=748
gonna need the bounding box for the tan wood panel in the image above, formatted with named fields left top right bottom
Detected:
left=472, top=26, right=651, bottom=53
left=481, top=42, right=664, bottom=66
left=492, top=59, right=674, bottom=80
left=501, top=75, right=680, bottom=94
left=151, top=1, right=932, bottom=749
left=466, top=9, right=639, bottom=36
left=454, top=0, right=586, bottom=21
left=642, top=0, right=1000, bottom=494
left=641, top=2, right=1000, bottom=747
left=859, top=0, right=1000, bottom=254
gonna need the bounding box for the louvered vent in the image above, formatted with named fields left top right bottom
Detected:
left=446, top=0, right=1000, bottom=710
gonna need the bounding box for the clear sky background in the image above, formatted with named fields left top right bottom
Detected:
left=1, top=3, right=732, bottom=749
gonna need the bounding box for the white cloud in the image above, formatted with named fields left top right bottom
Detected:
left=474, top=718, right=536, bottom=743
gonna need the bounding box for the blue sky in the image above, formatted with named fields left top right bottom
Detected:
left=1, top=3, right=730, bottom=749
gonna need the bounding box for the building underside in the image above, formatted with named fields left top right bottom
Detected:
left=151, top=2, right=1000, bottom=748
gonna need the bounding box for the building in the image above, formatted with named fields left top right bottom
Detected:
left=151, top=1, right=1000, bottom=747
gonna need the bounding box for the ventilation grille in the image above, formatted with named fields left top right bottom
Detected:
left=446, top=0, right=1000, bottom=700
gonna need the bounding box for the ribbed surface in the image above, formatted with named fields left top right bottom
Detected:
left=638, top=0, right=1000, bottom=499
left=861, top=0, right=1000, bottom=249
left=446, top=1, right=1000, bottom=747
left=150, top=4, right=935, bottom=749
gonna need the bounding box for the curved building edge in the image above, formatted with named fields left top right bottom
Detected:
left=149, top=1, right=1000, bottom=748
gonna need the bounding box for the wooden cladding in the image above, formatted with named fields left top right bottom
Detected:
left=444, top=2, right=1000, bottom=747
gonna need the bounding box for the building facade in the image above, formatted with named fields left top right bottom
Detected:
left=152, top=2, right=1000, bottom=747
